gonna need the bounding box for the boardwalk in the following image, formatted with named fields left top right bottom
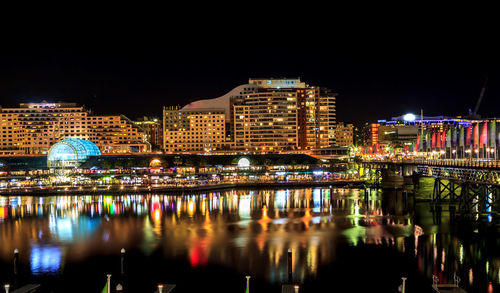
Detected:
left=0, top=180, right=366, bottom=196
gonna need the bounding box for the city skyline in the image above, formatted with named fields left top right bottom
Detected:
left=1, top=8, right=499, bottom=293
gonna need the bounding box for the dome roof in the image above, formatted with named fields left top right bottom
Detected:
left=47, top=138, right=101, bottom=168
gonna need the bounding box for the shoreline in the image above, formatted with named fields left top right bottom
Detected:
left=0, top=180, right=367, bottom=196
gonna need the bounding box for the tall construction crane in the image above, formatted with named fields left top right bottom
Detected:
left=468, top=77, right=488, bottom=119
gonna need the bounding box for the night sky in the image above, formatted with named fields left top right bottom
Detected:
left=1, top=11, right=498, bottom=126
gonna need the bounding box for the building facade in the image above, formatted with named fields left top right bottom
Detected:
left=334, top=122, right=354, bottom=146
left=233, top=78, right=337, bottom=152
left=162, top=78, right=337, bottom=154
left=163, top=107, right=226, bottom=153
left=360, top=114, right=500, bottom=158
left=237, top=88, right=299, bottom=152
left=0, top=101, right=148, bottom=155
left=133, top=117, right=163, bottom=151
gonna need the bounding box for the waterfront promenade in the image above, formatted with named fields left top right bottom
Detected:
left=0, top=179, right=365, bottom=196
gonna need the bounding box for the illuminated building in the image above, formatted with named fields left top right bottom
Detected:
left=133, top=117, right=163, bottom=151
left=87, top=114, right=148, bottom=153
left=234, top=79, right=337, bottom=152
left=238, top=88, right=299, bottom=151
left=364, top=114, right=500, bottom=160
left=182, top=78, right=337, bottom=153
left=162, top=106, right=226, bottom=153
left=47, top=138, right=101, bottom=168
left=334, top=122, right=354, bottom=146
left=371, top=123, right=379, bottom=146
left=353, top=123, right=372, bottom=146
left=0, top=101, right=148, bottom=155
left=373, top=115, right=470, bottom=149
left=233, top=105, right=251, bottom=150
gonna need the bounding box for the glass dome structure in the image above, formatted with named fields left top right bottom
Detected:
left=47, top=138, right=101, bottom=168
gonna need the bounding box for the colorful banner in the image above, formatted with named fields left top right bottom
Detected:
left=473, top=123, right=479, bottom=148
left=480, top=122, right=488, bottom=148
left=446, top=129, right=451, bottom=148
left=459, top=127, right=465, bottom=147
left=432, top=132, right=436, bottom=149
left=489, top=121, right=496, bottom=147
left=452, top=128, right=458, bottom=147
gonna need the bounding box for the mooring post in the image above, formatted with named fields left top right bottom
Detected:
left=13, top=249, right=19, bottom=276
left=106, top=274, right=111, bottom=293
left=401, top=277, right=407, bottom=293
left=287, top=248, right=293, bottom=284
left=120, top=248, right=125, bottom=276
left=245, top=276, right=250, bottom=293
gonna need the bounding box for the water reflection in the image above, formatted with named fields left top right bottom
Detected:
left=30, top=245, right=62, bottom=275
left=0, top=188, right=498, bottom=292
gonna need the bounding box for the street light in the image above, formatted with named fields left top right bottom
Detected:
left=465, top=149, right=472, bottom=161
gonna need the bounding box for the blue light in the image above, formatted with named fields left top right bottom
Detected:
left=47, top=138, right=101, bottom=168
left=30, top=245, right=62, bottom=275
left=313, top=188, right=321, bottom=213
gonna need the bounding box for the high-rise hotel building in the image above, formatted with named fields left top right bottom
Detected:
left=173, top=78, right=337, bottom=153
left=163, top=107, right=226, bottom=153
left=234, top=78, right=337, bottom=152
left=0, top=101, right=148, bottom=155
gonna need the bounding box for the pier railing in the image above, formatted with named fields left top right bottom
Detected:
left=362, top=158, right=500, bottom=169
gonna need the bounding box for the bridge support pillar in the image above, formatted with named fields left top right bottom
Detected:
left=459, top=184, right=500, bottom=216
left=432, top=178, right=460, bottom=204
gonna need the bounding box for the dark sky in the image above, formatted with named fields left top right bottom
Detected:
left=1, top=9, right=498, bottom=126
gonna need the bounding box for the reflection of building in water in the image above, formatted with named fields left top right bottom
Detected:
left=415, top=232, right=500, bottom=289
left=0, top=188, right=421, bottom=284
left=48, top=216, right=100, bottom=242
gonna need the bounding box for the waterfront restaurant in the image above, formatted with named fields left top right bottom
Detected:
left=0, top=153, right=352, bottom=191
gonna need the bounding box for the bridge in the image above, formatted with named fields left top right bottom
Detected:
left=359, top=158, right=500, bottom=221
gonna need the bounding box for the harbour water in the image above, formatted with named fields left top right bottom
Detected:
left=0, top=188, right=498, bottom=292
